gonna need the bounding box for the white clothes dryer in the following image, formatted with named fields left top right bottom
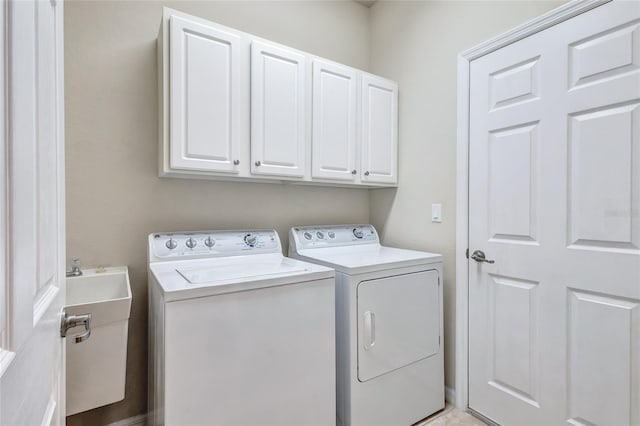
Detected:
left=289, top=224, right=444, bottom=426
left=148, top=229, right=336, bottom=426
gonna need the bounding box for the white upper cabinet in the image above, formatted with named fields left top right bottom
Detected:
left=251, top=41, right=306, bottom=178
left=361, top=75, right=398, bottom=185
left=159, top=8, right=398, bottom=187
left=169, top=15, right=245, bottom=173
left=312, top=59, right=357, bottom=181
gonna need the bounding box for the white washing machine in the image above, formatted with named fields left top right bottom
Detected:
left=289, top=224, right=444, bottom=426
left=148, top=229, right=336, bottom=426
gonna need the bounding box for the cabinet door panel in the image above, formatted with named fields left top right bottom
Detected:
left=251, top=41, right=306, bottom=177
left=361, top=75, right=398, bottom=184
left=170, top=15, right=241, bottom=173
left=312, top=60, right=357, bottom=181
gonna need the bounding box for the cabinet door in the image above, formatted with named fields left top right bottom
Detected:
left=312, top=60, right=357, bottom=181
left=251, top=41, right=306, bottom=177
left=170, top=15, right=243, bottom=173
left=361, top=75, right=398, bottom=184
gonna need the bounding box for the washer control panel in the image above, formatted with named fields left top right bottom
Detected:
left=290, top=224, right=378, bottom=249
left=149, top=230, right=281, bottom=261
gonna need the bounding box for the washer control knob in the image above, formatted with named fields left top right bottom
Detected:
left=353, top=228, right=364, bottom=239
left=316, top=231, right=325, bottom=239
left=185, top=237, right=197, bottom=249
left=303, top=232, right=313, bottom=240
left=204, top=237, right=215, bottom=248
left=165, top=238, right=178, bottom=250
left=245, top=234, right=257, bottom=246
left=328, top=231, right=336, bottom=239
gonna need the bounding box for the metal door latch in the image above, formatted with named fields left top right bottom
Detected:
left=60, top=312, right=92, bottom=343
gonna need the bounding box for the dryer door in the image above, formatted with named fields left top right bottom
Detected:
left=357, top=269, right=440, bottom=382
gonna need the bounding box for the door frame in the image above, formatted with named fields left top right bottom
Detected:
left=454, top=0, right=609, bottom=411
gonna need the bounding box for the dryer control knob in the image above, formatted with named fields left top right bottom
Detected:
left=303, top=232, right=313, bottom=240
left=165, top=238, right=178, bottom=250
left=185, top=238, right=197, bottom=249
left=245, top=234, right=257, bottom=246
left=204, top=237, right=215, bottom=248
left=353, top=228, right=364, bottom=239
left=316, top=231, right=325, bottom=239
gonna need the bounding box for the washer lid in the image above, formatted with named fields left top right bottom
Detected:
left=150, top=253, right=334, bottom=302
left=177, top=261, right=309, bottom=284
left=294, top=244, right=442, bottom=275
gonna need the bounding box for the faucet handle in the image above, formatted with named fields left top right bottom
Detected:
left=71, top=258, right=81, bottom=268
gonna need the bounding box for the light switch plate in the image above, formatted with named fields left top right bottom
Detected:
left=432, top=204, right=442, bottom=223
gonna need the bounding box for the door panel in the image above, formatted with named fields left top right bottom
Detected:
left=567, top=290, right=639, bottom=426
left=312, top=59, right=357, bottom=181
left=568, top=103, right=639, bottom=249
left=357, top=270, right=439, bottom=382
left=169, top=15, right=242, bottom=173
left=469, top=2, right=640, bottom=425
left=251, top=41, right=306, bottom=177
left=488, top=275, right=539, bottom=407
left=488, top=122, right=539, bottom=243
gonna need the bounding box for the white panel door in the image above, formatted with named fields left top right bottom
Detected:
left=361, top=75, right=398, bottom=184
left=251, top=41, right=306, bottom=177
left=170, top=15, right=244, bottom=173
left=468, top=2, right=640, bottom=425
left=357, top=270, right=440, bottom=382
left=0, top=1, right=66, bottom=425
left=312, top=59, right=357, bottom=181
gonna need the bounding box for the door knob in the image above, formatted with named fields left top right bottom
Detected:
left=471, top=250, right=495, bottom=264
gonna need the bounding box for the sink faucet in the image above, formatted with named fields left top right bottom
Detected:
left=66, top=258, right=83, bottom=277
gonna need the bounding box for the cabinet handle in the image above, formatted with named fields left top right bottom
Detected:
left=233, top=160, right=240, bottom=165
left=364, top=171, right=370, bottom=176
left=351, top=170, right=357, bottom=175
left=255, top=161, right=261, bottom=167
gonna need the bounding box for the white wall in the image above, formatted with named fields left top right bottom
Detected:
left=64, top=1, right=370, bottom=424
left=368, top=0, right=563, bottom=394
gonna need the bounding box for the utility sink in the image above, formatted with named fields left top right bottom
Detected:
left=65, top=266, right=132, bottom=416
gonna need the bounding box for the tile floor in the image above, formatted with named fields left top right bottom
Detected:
left=416, top=404, right=488, bottom=426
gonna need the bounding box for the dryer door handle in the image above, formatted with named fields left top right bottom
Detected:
left=364, top=311, right=376, bottom=350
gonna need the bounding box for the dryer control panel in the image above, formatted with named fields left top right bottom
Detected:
left=148, top=230, right=281, bottom=261
left=289, top=224, right=379, bottom=250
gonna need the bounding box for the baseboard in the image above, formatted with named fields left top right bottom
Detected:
left=445, top=386, right=456, bottom=406
left=106, top=413, right=147, bottom=426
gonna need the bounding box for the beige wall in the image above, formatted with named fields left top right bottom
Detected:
left=368, top=0, right=563, bottom=393
left=64, top=1, right=370, bottom=424
left=65, top=1, right=569, bottom=423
